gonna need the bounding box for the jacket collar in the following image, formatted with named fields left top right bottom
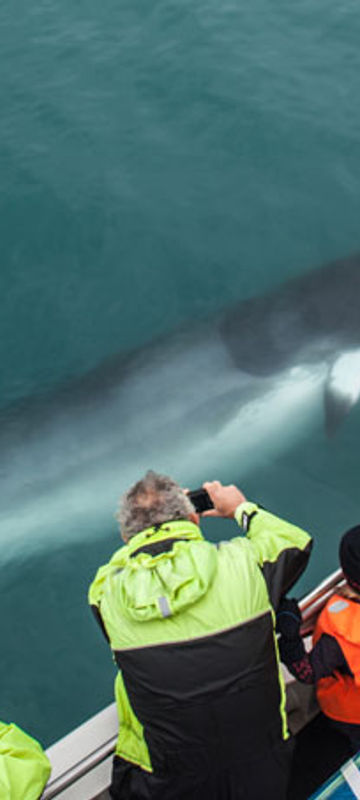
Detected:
left=124, top=520, right=203, bottom=560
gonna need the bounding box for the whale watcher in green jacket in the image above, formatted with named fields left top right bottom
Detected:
left=89, top=471, right=312, bottom=800
left=0, top=721, right=51, bottom=799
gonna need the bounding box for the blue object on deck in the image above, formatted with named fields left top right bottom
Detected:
left=310, top=752, right=360, bottom=798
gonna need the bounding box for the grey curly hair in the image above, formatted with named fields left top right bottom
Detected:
left=116, top=470, right=195, bottom=541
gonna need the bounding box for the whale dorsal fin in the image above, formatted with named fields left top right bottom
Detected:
left=325, top=350, right=360, bottom=436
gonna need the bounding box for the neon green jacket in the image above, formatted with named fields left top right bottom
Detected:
left=89, top=501, right=312, bottom=773
left=0, top=722, right=51, bottom=799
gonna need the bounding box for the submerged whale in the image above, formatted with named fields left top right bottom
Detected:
left=1, top=254, right=360, bottom=554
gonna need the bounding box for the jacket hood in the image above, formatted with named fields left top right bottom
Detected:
left=115, top=522, right=218, bottom=622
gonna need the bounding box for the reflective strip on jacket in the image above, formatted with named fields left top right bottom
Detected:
left=89, top=502, right=312, bottom=773
left=0, top=722, right=51, bottom=800
left=314, top=593, right=360, bottom=724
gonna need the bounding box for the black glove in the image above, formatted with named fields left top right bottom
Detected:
left=276, top=597, right=302, bottom=641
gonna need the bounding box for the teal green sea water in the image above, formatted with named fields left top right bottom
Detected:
left=1, top=0, right=360, bottom=747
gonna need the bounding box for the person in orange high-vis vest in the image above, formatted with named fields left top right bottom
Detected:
left=277, top=525, right=360, bottom=753
left=313, top=588, right=360, bottom=726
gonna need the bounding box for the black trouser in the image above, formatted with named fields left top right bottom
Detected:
left=110, top=738, right=294, bottom=800
left=329, top=719, right=360, bottom=754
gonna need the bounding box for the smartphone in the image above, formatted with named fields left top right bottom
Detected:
left=188, top=488, right=214, bottom=513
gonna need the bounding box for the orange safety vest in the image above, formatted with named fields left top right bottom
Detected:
left=313, top=593, right=360, bottom=724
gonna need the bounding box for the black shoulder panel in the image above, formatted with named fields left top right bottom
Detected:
left=262, top=541, right=313, bottom=611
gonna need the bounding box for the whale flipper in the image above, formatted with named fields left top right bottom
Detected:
left=324, top=350, right=360, bottom=436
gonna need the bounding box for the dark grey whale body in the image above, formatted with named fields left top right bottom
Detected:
left=1, top=254, right=360, bottom=551
left=222, top=255, right=360, bottom=374
left=221, top=254, right=360, bottom=433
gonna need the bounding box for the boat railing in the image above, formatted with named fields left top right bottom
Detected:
left=299, top=568, right=344, bottom=636
left=42, top=703, right=117, bottom=799
left=41, top=567, right=345, bottom=799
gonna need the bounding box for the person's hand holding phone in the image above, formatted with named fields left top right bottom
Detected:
left=202, top=481, right=246, bottom=518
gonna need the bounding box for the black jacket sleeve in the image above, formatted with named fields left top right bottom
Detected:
left=280, top=632, right=351, bottom=684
